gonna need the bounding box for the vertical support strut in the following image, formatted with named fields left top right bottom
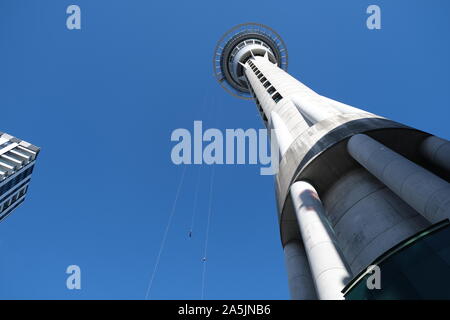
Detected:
left=421, top=135, right=450, bottom=173
left=270, top=111, right=293, bottom=156
left=283, top=240, right=317, bottom=300
left=290, top=181, right=352, bottom=300
left=348, top=134, right=450, bottom=223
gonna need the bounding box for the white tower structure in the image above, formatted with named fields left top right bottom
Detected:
left=214, top=23, right=450, bottom=300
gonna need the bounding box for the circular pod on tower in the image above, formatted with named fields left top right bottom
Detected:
left=213, top=23, right=288, bottom=99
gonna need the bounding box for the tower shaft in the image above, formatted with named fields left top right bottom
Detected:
left=215, top=23, right=450, bottom=300
left=244, top=53, right=443, bottom=299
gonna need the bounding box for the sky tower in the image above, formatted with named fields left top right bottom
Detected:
left=214, top=23, right=450, bottom=300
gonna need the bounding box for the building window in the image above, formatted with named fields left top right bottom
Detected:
left=2, top=199, right=10, bottom=211
left=0, top=165, right=34, bottom=197
left=272, top=92, right=283, bottom=103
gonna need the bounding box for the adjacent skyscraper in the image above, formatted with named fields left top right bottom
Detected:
left=214, top=23, right=450, bottom=299
left=0, top=132, right=39, bottom=221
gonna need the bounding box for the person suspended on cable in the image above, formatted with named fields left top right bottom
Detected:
left=202, top=257, right=206, bottom=262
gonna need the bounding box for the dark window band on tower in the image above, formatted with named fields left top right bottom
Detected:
left=272, top=92, right=283, bottom=103
left=248, top=63, right=283, bottom=104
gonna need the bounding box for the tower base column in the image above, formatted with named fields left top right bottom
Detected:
left=348, top=134, right=450, bottom=224
left=421, top=135, right=450, bottom=173
left=290, top=181, right=352, bottom=300
left=283, top=240, right=317, bottom=300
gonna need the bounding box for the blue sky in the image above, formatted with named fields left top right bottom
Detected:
left=0, top=0, right=449, bottom=299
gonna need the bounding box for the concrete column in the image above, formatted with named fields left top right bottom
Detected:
left=421, top=135, right=450, bottom=173
left=270, top=111, right=293, bottom=156
left=290, top=181, right=352, bottom=300
left=283, top=240, right=317, bottom=300
left=348, top=134, right=450, bottom=223
left=322, top=169, right=429, bottom=274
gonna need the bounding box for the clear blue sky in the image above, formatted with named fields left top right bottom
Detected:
left=0, top=0, right=449, bottom=299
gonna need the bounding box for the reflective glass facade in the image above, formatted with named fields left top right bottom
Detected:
left=343, top=220, right=450, bottom=299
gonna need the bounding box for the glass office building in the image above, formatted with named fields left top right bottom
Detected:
left=0, top=132, right=39, bottom=221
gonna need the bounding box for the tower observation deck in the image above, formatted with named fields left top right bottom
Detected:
left=214, top=23, right=450, bottom=300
